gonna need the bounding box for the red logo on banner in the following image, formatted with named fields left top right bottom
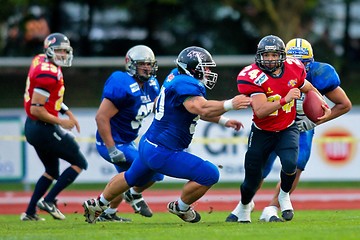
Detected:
left=318, top=128, right=355, bottom=165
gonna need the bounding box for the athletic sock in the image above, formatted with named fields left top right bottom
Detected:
left=44, top=167, right=79, bottom=202
left=177, top=198, right=190, bottom=211
left=26, top=175, right=53, bottom=215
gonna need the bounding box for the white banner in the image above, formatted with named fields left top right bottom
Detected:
left=0, top=116, right=24, bottom=181
left=1, top=108, right=359, bottom=183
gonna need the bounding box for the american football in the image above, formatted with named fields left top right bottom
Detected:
left=302, top=90, right=326, bottom=123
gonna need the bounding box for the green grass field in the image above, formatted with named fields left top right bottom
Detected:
left=2, top=181, right=360, bottom=239
left=2, top=210, right=360, bottom=240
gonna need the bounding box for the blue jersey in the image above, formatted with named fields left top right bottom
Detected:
left=96, top=71, right=160, bottom=144
left=306, top=61, right=340, bottom=94
left=145, top=69, right=206, bottom=151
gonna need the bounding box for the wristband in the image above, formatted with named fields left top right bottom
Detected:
left=223, top=99, right=234, bottom=111
left=60, top=103, right=69, bottom=114
left=280, top=98, right=287, bottom=106
left=218, top=116, right=230, bottom=126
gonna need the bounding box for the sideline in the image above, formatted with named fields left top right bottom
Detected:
left=2, top=188, right=360, bottom=214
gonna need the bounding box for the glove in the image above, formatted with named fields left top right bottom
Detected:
left=296, top=115, right=316, bottom=132
left=107, top=146, right=126, bottom=163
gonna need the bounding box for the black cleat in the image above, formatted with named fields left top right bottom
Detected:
left=225, top=214, right=238, bottom=222
left=97, top=212, right=132, bottom=222
left=282, top=210, right=294, bottom=221
left=269, top=215, right=284, bottom=222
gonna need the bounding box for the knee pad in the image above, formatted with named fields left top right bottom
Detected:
left=151, top=173, right=164, bottom=182
left=194, top=161, right=219, bottom=186
left=73, top=151, right=88, bottom=170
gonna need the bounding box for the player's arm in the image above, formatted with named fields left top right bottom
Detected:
left=323, top=87, right=352, bottom=122
left=184, top=95, right=251, bottom=118
left=30, top=91, right=79, bottom=131
left=95, top=98, right=119, bottom=148
left=300, top=79, right=321, bottom=95
left=62, top=108, right=81, bottom=133
left=201, top=115, right=244, bottom=131
left=30, top=91, right=61, bottom=124
left=251, top=88, right=301, bottom=119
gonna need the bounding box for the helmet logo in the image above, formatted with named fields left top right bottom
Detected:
left=287, top=47, right=309, bottom=56
left=264, top=46, right=277, bottom=51
left=187, top=50, right=206, bottom=60
left=45, top=37, right=56, bottom=48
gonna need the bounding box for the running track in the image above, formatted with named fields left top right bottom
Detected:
left=1, top=188, right=360, bottom=215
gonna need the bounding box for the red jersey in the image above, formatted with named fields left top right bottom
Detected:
left=237, top=58, right=306, bottom=131
left=24, top=54, right=65, bottom=120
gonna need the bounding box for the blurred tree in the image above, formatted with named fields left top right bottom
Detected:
left=221, top=0, right=319, bottom=42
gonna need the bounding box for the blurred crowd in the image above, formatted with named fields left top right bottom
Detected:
left=3, top=6, right=50, bottom=56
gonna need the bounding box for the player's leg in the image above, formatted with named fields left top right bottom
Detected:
left=120, top=142, right=164, bottom=218
left=22, top=119, right=58, bottom=220
left=276, top=124, right=299, bottom=221
left=83, top=146, right=156, bottom=223
left=260, top=130, right=314, bottom=222
left=227, top=125, right=274, bottom=223
left=140, top=138, right=219, bottom=223
left=40, top=128, right=87, bottom=220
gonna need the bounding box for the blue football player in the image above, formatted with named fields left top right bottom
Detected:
left=226, top=38, right=352, bottom=222
left=94, top=45, right=164, bottom=222
left=83, top=46, right=252, bottom=224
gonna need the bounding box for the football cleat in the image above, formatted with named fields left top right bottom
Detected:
left=225, top=213, right=239, bottom=222
left=20, top=212, right=45, bottom=221
left=259, top=206, right=283, bottom=222
left=167, top=201, right=201, bottom=223
left=282, top=210, right=294, bottom=221
left=225, top=200, right=255, bottom=222
left=37, top=198, right=65, bottom=220
left=278, top=189, right=294, bottom=221
left=83, top=198, right=109, bottom=224
left=124, top=190, right=153, bottom=217
left=96, top=212, right=132, bottom=222
left=237, top=202, right=253, bottom=223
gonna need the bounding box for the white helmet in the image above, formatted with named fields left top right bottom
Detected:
left=125, top=45, right=158, bottom=81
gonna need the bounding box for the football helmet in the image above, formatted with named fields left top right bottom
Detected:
left=286, top=38, right=314, bottom=71
left=125, top=45, right=158, bottom=82
left=175, top=46, right=218, bottom=89
left=255, top=35, right=286, bottom=73
left=43, top=33, right=73, bottom=67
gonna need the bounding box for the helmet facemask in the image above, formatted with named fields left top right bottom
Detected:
left=46, top=46, right=73, bottom=67
left=44, top=33, right=73, bottom=67
left=255, top=35, right=286, bottom=73
left=256, top=49, right=286, bottom=73
left=176, top=51, right=218, bottom=90
left=128, top=59, right=158, bottom=82
left=195, top=54, right=218, bottom=90
left=125, top=45, right=158, bottom=82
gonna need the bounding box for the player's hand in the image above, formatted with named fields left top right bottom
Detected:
left=107, top=146, right=126, bottom=163
left=285, top=88, right=301, bottom=102
left=231, top=95, right=251, bottom=110
left=296, top=115, right=316, bottom=132
left=59, top=118, right=76, bottom=131
left=224, top=119, right=244, bottom=131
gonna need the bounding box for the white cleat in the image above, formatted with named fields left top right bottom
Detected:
left=278, top=189, right=294, bottom=221
left=259, top=206, right=283, bottom=222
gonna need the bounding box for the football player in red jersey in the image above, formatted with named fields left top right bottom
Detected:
left=226, top=35, right=331, bottom=223
left=21, top=33, right=88, bottom=221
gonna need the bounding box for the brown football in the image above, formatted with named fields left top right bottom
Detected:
left=302, top=90, right=326, bottom=123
